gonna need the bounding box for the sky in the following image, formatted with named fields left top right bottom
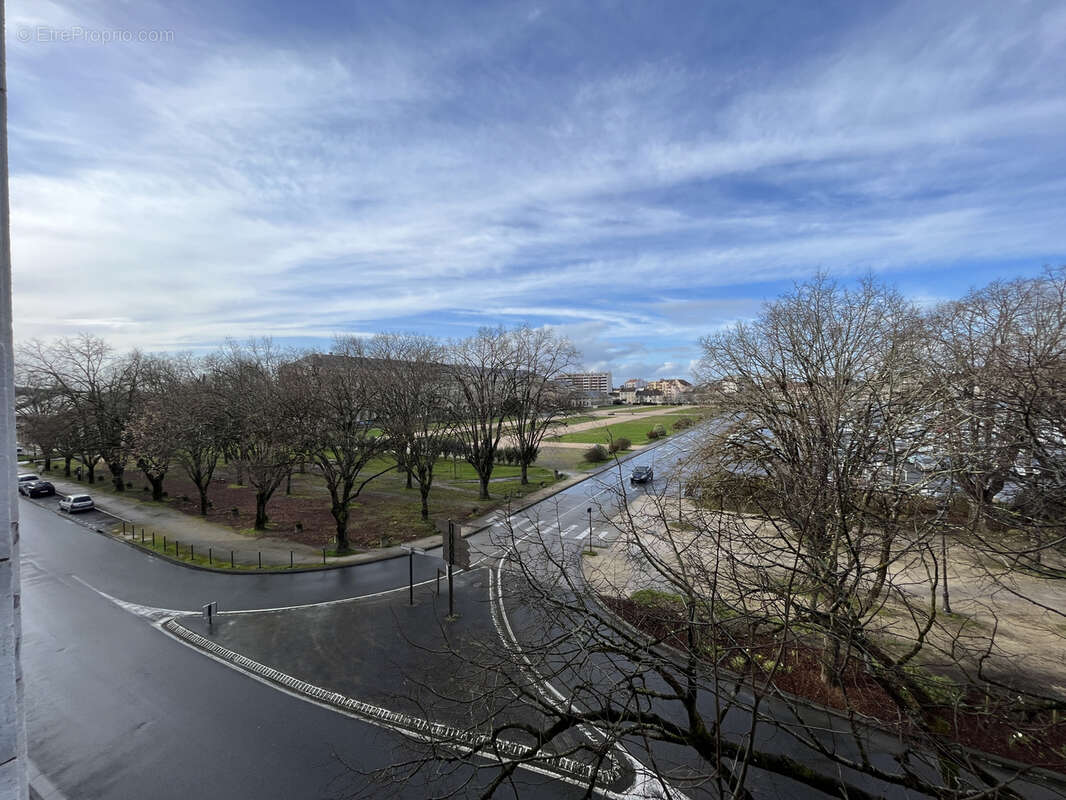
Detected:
left=7, top=0, right=1066, bottom=382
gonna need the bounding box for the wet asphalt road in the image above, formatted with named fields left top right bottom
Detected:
left=20, top=432, right=701, bottom=800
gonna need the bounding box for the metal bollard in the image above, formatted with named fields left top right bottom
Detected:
left=209, top=547, right=212, bottom=566
left=230, top=550, right=234, bottom=568
left=322, top=548, right=326, bottom=564
left=258, top=551, right=262, bottom=569
left=122, top=522, right=126, bottom=535
left=163, top=535, right=167, bottom=551
left=140, top=529, right=144, bottom=543
left=190, top=544, right=194, bottom=561
left=290, top=550, right=294, bottom=568
left=152, top=531, right=155, bottom=546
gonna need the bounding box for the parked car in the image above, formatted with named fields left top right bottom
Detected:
left=59, top=494, right=94, bottom=513
left=17, top=474, right=40, bottom=494
left=24, top=481, right=56, bottom=498
left=631, top=465, right=654, bottom=484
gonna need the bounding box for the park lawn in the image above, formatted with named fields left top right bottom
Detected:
left=41, top=450, right=563, bottom=552
left=548, top=414, right=683, bottom=446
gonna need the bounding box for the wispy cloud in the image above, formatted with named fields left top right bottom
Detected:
left=8, top=0, right=1065, bottom=376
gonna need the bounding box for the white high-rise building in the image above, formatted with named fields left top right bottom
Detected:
left=564, top=372, right=612, bottom=394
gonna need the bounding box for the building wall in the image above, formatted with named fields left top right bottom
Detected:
left=564, top=372, right=612, bottom=394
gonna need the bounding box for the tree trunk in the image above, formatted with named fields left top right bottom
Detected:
left=86, top=461, right=95, bottom=484
left=332, top=504, right=350, bottom=553
left=110, top=463, right=125, bottom=492
left=286, top=469, right=292, bottom=495
left=520, top=461, right=529, bottom=485
left=197, top=483, right=209, bottom=516
left=406, top=468, right=413, bottom=490
left=148, top=474, right=165, bottom=502
left=255, top=493, right=269, bottom=530
left=43, top=453, right=52, bottom=471
left=64, top=456, right=72, bottom=477
left=420, top=484, right=430, bottom=520
left=479, top=474, right=490, bottom=500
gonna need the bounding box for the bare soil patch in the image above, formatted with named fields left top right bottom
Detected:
left=604, top=595, right=1066, bottom=775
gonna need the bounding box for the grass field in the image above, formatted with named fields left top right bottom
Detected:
left=37, top=452, right=560, bottom=550
left=548, top=414, right=686, bottom=446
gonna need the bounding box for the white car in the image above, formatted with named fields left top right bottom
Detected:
left=17, top=474, right=40, bottom=494
left=59, top=494, right=95, bottom=513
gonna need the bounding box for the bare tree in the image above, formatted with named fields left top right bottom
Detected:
left=697, top=275, right=941, bottom=686
left=159, top=356, right=228, bottom=516
left=18, top=334, right=142, bottom=490
left=509, top=326, right=580, bottom=485
left=446, top=328, right=518, bottom=501
left=296, top=341, right=392, bottom=552
left=370, top=333, right=455, bottom=522
left=209, top=340, right=302, bottom=530
left=13, top=372, right=73, bottom=472
left=929, top=279, right=1034, bottom=531
left=124, top=356, right=185, bottom=501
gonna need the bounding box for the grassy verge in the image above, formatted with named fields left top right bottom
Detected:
left=549, top=414, right=683, bottom=445
left=113, top=527, right=327, bottom=571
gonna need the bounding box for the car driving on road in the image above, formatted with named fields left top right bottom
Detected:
left=631, top=465, right=654, bottom=484
left=59, top=494, right=94, bottom=513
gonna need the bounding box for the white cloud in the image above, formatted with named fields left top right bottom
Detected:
left=7, top=0, right=1065, bottom=374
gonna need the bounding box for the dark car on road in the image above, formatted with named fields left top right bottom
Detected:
left=631, top=465, right=654, bottom=484
left=24, top=480, right=56, bottom=498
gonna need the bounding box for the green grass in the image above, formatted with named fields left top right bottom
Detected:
left=548, top=414, right=682, bottom=445
left=631, top=588, right=685, bottom=609
left=115, top=528, right=326, bottom=571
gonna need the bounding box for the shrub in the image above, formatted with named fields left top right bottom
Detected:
left=608, top=437, right=631, bottom=453
left=646, top=424, right=667, bottom=440
left=671, top=416, right=694, bottom=431
left=584, top=444, right=609, bottom=463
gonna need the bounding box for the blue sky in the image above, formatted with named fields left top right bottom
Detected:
left=7, top=0, right=1065, bottom=381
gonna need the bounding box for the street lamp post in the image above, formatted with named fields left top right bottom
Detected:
left=587, top=506, right=593, bottom=552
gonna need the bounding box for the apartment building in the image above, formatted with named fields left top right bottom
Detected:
left=564, top=372, right=612, bottom=394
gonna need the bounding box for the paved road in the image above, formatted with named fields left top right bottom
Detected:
left=22, top=497, right=601, bottom=800
left=20, top=432, right=700, bottom=800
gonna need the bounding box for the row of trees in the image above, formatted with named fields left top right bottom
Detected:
left=16, top=327, right=581, bottom=552
left=407, top=270, right=1066, bottom=799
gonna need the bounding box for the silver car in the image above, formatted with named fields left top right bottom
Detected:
left=59, top=494, right=95, bottom=513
